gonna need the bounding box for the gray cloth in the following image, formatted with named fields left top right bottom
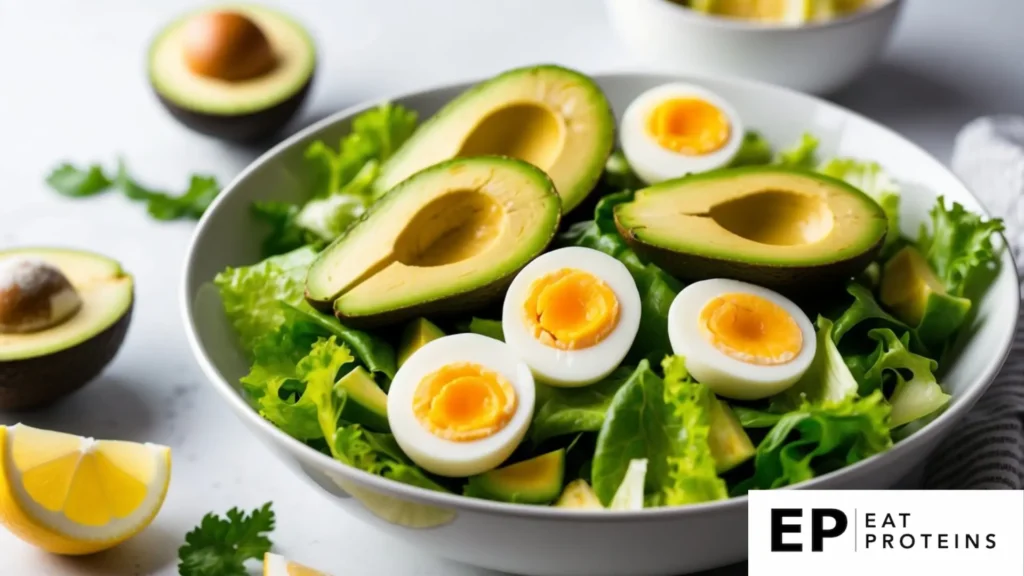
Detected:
left=921, top=117, right=1024, bottom=489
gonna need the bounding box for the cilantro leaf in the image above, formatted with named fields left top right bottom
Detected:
left=45, top=163, right=113, bottom=197
left=178, top=502, right=275, bottom=576
left=46, top=158, right=221, bottom=220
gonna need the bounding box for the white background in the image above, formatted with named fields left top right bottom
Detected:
left=2, top=1, right=1024, bottom=575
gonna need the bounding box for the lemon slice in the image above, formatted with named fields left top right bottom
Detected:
left=264, top=552, right=332, bottom=576
left=0, top=424, right=171, bottom=555
left=696, top=0, right=816, bottom=25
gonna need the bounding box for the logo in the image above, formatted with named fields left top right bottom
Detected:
left=749, top=490, right=1024, bottom=576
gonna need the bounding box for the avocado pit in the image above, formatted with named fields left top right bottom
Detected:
left=0, top=259, right=82, bottom=335
left=182, top=11, right=277, bottom=82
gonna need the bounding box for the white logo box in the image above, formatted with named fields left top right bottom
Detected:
left=748, top=490, right=1024, bottom=576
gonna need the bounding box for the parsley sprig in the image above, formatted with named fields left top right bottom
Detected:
left=45, top=158, right=221, bottom=221
left=178, top=502, right=275, bottom=576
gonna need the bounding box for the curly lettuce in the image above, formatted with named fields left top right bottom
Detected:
left=591, top=359, right=726, bottom=508
left=917, top=196, right=1005, bottom=298
left=859, top=329, right=949, bottom=427
left=734, top=391, right=892, bottom=493
left=256, top=103, right=419, bottom=257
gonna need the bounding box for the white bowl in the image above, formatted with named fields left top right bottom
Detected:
left=605, top=0, right=905, bottom=94
left=181, top=71, right=1019, bottom=576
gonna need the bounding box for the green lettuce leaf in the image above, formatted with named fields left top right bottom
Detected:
left=591, top=361, right=671, bottom=505
left=251, top=201, right=318, bottom=258
left=531, top=366, right=634, bottom=444
left=735, top=390, right=892, bottom=493
left=728, top=131, right=774, bottom=167
left=776, top=316, right=859, bottom=411
left=831, top=282, right=923, bottom=352
left=214, top=246, right=319, bottom=355
left=591, top=359, right=727, bottom=507
left=281, top=301, right=396, bottom=383
left=860, top=328, right=949, bottom=427
left=819, top=158, right=901, bottom=251
left=309, top=103, right=418, bottom=199
left=776, top=133, right=819, bottom=169
left=242, top=336, right=352, bottom=443
left=257, top=103, right=418, bottom=256
left=653, top=357, right=728, bottom=507
left=332, top=424, right=448, bottom=492
left=917, top=196, right=1005, bottom=297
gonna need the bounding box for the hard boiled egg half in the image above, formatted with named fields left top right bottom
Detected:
left=387, top=333, right=535, bottom=477
left=668, top=279, right=815, bottom=400
left=502, top=247, right=641, bottom=387
left=621, top=83, right=744, bottom=184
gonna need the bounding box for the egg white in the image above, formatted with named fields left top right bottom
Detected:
left=387, top=333, right=535, bottom=478
left=667, top=279, right=816, bottom=400
left=502, top=247, right=642, bottom=387
left=621, top=83, right=745, bottom=185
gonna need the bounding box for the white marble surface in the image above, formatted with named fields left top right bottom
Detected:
left=1, top=1, right=1022, bottom=575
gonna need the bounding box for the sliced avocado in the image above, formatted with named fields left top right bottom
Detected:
left=305, top=157, right=561, bottom=326
left=465, top=449, right=565, bottom=504
left=880, top=246, right=971, bottom=351
left=148, top=5, right=316, bottom=141
left=397, top=318, right=445, bottom=368
left=555, top=479, right=604, bottom=510
left=335, top=366, right=389, bottom=431
left=375, top=65, right=614, bottom=212
left=0, top=248, right=133, bottom=410
left=707, top=397, right=755, bottom=473
left=614, top=167, right=888, bottom=291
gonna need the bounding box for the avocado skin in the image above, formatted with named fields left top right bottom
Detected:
left=0, top=301, right=132, bottom=411
left=615, top=217, right=884, bottom=296
left=154, top=74, right=313, bottom=143
left=333, top=277, right=514, bottom=329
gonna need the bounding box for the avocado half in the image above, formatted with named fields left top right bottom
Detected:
left=374, top=65, right=615, bottom=213
left=148, top=5, right=316, bottom=142
left=0, top=248, right=133, bottom=410
left=614, top=166, right=888, bottom=292
left=305, top=156, right=562, bottom=327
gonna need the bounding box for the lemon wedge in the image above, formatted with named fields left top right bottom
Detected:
left=264, top=553, right=332, bottom=576
left=0, top=424, right=171, bottom=555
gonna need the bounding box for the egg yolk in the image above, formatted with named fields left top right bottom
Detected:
left=522, top=269, right=620, bottom=350
left=699, top=293, right=802, bottom=365
left=647, top=98, right=731, bottom=156
left=413, top=362, right=517, bottom=442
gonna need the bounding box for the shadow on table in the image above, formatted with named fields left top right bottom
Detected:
left=44, top=521, right=180, bottom=576
left=0, top=375, right=158, bottom=441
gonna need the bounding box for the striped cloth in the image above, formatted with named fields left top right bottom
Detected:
left=921, top=117, right=1024, bottom=490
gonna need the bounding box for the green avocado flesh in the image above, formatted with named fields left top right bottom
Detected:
left=707, top=397, right=755, bottom=473
left=148, top=5, right=315, bottom=115
left=335, top=366, right=389, bottom=432
left=880, top=246, right=971, bottom=351
left=396, top=317, right=445, bottom=368
left=374, top=65, right=615, bottom=212
left=467, top=449, right=566, bottom=504
left=305, top=156, right=561, bottom=326
left=0, top=248, right=133, bottom=362
left=614, top=166, right=888, bottom=290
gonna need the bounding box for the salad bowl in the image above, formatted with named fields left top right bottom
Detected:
left=181, top=71, right=1019, bottom=576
